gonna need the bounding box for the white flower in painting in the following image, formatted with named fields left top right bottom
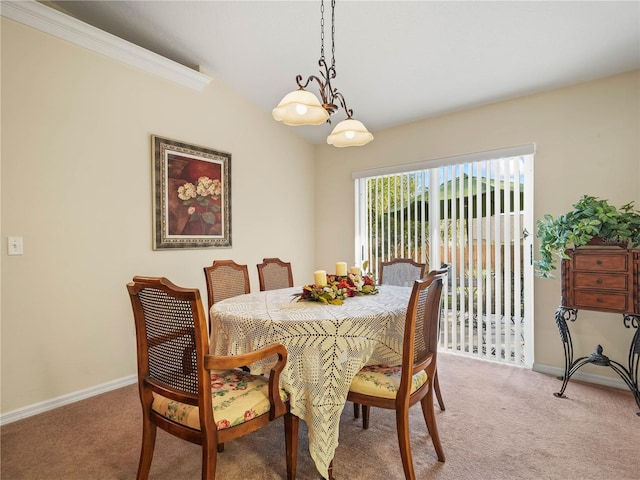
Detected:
left=177, top=175, right=223, bottom=230
left=191, top=176, right=223, bottom=198
left=196, top=176, right=212, bottom=197
left=177, top=182, right=197, bottom=200
left=209, top=179, right=222, bottom=197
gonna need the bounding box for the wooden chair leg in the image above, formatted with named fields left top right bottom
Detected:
left=284, top=412, right=299, bottom=480
left=201, top=437, right=218, bottom=480
left=362, top=405, right=370, bottom=430
left=217, top=443, right=224, bottom=453
left=353, top=402, right=360, bottom=419
left=395, top=408, right=416, bottom=480
left=434, top=369, right=445, bottom=411
left=136, top=417, right=157, bottom=480
left=421, top=389, right=445, bottom=462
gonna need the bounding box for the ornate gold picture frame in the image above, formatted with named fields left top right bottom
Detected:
left=152, top=135, right=231, bottom=249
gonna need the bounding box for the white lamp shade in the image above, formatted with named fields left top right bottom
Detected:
left=327, top=118, right=374, bottom=147
left=272, top=89, right=330, bottom=126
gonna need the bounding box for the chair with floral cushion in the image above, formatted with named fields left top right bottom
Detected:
left=354, top=261, right=446, bottom=418
left=257, top=257, right=294, bottom=291
left=347, top=269, right=447, bottom=480
left=127, top=276, right=298, bottom=480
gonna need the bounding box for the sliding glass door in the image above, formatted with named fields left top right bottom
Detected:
left=354, top=146, right=534, bottom=366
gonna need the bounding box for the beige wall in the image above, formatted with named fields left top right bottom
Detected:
left=314, top=70, right=640, bottom=379
left=0, top=18, right=316, bottom=414
left=3, top=15, right=639, bottom=417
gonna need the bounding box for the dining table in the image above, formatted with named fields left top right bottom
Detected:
left=209, top=285, right=412, bottom=480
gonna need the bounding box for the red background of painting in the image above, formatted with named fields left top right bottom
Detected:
left=167, top=154, right=223, bottom=236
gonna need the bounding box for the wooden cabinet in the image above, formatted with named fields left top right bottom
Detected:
left=561, top=248, right=638, bottom=314
left=555, top=246, right=640, bottom=415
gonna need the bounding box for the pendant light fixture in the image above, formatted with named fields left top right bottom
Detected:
left=272, top=0, right=373, bottom=147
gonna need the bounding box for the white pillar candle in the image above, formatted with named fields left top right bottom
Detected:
left=335, top=262, right=348, bottom=276
left=314, top=270, right=327, bottom=287
left=349, top=265, right=361, bottom=275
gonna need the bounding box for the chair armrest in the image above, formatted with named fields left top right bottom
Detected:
left=204, top=343, right=288, bottom=419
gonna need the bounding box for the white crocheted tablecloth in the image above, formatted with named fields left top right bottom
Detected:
left=210, top=285, right=411, bottom=479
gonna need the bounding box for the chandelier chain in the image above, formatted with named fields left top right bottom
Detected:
left=330, top=0, right=336, bottom=69
left=320, top=0, right=325, bottom=61
left=289, top=0, right=358, bottom=122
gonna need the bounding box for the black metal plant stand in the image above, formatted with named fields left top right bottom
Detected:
left=554, top=307, right=640, bottom=416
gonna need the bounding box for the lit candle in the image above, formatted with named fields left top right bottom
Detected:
left=314, top=270, right=327, bottom=287
left=335, top=262, right=348, bottom=276
left=349, top=265, right=361, bottom=275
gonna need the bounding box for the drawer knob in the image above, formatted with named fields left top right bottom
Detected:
left=596, top=279, right=603, bottom=284
left=597, top=297, right=603, bottom=303
left=597, top=260, right=603, bottom=265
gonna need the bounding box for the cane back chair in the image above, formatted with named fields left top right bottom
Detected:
left=379, top=258, right=427, bottom=287
left=203, top=260, right=250, bottom=310
left=347, top=269, right=448, bottom=480
left=355, top=261, right=446, bottom=416
left=257, top=257, right=294, bottom=291
left=127, top=276, right=298, bottom=480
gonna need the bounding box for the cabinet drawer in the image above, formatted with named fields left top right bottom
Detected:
left=573, top=272, right=628, bottom=290
left=573, top=254, right=627, bottom=271
left=573, top=290, right=629, bottom=312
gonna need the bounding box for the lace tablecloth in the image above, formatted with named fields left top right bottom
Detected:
left=210, top=285, right=411, bottom=479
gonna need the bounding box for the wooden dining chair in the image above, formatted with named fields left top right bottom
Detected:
left=429, top=265, right=450, bottom=412
left=203, top=260, right=250, bottom=310
left=347, top=270, right=448, bottom=480
left=356, top=259, right=445, bottom=417
left=127, top=276, right=298, bottom=480
left=257, top=257, right=294, bottom=291
left=379, top=258, right=426, bottom=287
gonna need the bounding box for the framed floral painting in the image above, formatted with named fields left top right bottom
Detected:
left=152, top=135, right=231, bottom=249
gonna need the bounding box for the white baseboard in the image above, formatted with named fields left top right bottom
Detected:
left=532, top=362, right=630, bottom=390
left=0, top=375, right=137, bottom=426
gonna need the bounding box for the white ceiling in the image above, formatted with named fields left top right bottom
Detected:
left=46, top=1, right=640, bottom=145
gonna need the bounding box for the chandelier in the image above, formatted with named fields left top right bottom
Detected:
left=272, top=0, right=373, bottom=148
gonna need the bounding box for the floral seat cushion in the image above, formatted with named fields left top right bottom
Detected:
left=349, top=365, right=428, bottom=399
left=152, top=369, right=288, bottom=431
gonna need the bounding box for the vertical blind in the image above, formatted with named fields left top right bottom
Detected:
left=354, top=146, right=534, bottom=366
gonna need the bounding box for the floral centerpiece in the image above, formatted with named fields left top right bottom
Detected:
left=295, top=273, right=379, bottom=305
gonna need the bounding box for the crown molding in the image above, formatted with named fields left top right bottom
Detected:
left=1, top=0, right=212, bottom=91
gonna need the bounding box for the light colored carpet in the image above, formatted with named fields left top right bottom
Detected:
left=1, top=352, right=638, bottom=479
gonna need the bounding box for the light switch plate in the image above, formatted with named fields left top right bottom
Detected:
left=8, top=236, right=24, bottom=255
